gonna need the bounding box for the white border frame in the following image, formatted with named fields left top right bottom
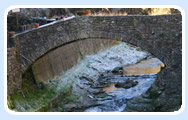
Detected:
left=4, top=5, right=185, bottom=115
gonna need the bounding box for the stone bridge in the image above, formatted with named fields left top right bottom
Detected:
left=7, top=14, right=182, bottom=111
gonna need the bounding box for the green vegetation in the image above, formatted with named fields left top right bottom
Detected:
left=63, top=94, right=80, bottom=102
left=8, top=78, right=67, bottom=112
left=9, top=80, right=57, bottom=111
left=7, top=96, right=14, bottom=109
left=78, top=50, right=84, bottom=59
left=43, top=88, right=80, bottom=112
left=136, top=48, right=145, bottom=52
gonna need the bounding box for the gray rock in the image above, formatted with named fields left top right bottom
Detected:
left=115, top=79, right=138, bottom=89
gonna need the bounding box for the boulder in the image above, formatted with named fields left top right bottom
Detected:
left=115, top=79, right=138, bottom=89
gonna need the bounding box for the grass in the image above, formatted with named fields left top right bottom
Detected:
left=8, top=79, right=59, bottom=112
left=8, top=74, right=76, bottom=112
left=7, top=96, right=14, bottom=109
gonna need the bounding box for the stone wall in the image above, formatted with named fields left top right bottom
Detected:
left=9, top=14, right=182, bottom=111
left=7, top=48, right=21, bottom=95
left=31, top=38, right=117, bottom=84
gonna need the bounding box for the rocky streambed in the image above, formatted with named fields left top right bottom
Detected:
left=10, top=42, right=164, bottom=112
left=51, top=42, right=164, bottom=112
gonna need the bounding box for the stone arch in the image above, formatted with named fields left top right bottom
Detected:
left=12, top=14, right=182, bottom=111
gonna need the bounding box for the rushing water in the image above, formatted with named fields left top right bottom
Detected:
left=54, top=42, right=157, bottom=112
left=85, top=75, right=156, bottom=112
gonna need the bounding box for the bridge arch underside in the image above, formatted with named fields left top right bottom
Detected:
left=16, top=15, right=182, bottom=111
left=25, top=38, right=121, bottom=85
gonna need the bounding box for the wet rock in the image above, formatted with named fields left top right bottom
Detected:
left=95, top=92, right=108, bottom=98
left=124, top=94, right=152, bottom=112
left=115, top=79, right=138, bottom=89
left=112, top=67, right=123, bottom=74
left=86, top=75, right=156, bottom=112
left=79, top=76, right=94, bottom=83
left=88, top=88, right=104, bottom=95
left=124, top=100, right=155, bottom=112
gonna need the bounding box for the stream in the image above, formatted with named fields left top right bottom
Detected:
left=85, top=74, right=156, bottom=112
left=53, top=42, right=161, bottom=112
